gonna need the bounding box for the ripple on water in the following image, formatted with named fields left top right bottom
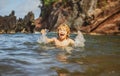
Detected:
left=0, top=33, right=120, bottom=76
left=0, top=59, right=29, bottom=76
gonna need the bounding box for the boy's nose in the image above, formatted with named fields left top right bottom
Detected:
left=61, top=31, right=64, bottom=33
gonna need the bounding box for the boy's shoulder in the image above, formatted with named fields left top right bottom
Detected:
left=67, top=38, right=75, bottom=45
left=68, top=38, right=74, bottom=41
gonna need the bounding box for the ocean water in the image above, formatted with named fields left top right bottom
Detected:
left=0, top=33, right=120, bottom=76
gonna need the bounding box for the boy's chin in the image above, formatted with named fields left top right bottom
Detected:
left=59, top=36, right=66, bottom=40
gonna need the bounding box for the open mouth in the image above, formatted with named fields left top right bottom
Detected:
left=60, top=33, right=65, bottom=36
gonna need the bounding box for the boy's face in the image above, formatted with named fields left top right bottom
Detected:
left=58, top=27, right=68, bottom=40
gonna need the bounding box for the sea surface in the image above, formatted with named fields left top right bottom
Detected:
left=0, top=33, right=120, bottom=76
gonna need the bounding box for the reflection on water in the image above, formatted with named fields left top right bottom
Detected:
left=0, top=33, right=120, bottom=76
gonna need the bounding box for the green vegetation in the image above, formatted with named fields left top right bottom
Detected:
left=44, top=0, right=58, bottom=6
left=43, top=0, right=67, bottom=6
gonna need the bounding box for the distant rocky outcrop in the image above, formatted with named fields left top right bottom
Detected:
left=0, top=11, right=35, bottom=34
left=35, top=0, right=120, bottom=35
left=0, top=11, right=16, bottom=33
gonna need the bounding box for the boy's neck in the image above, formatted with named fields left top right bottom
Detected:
left=58, top=37, right=68, bottom=41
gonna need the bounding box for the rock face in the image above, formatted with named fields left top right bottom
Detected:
left=0, top=11, right=35, bottom=33
left=22, top=12, right=35, bottom=33
left=0, top=11, right=16, bottom=33
left=36, top=0, right=120, bottom=35
left=81, top=0, right=120, bottom=35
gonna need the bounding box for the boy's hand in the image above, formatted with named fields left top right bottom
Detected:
left=41, top=29, right=47, bottom=34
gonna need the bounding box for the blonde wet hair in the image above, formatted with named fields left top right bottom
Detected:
left=57, top=24, right=70, bottom=38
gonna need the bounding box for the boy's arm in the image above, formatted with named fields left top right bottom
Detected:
left=47, top=38, right=55, bottom=43
left=41, top=29, right=47, bottom=35
left=41, top=29, right=55, bottom=43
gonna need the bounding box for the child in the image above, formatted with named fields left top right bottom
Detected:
left=40, top=24, right=75, bottom=48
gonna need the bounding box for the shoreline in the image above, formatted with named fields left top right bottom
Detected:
left=0, top=31, right=120, bottom=36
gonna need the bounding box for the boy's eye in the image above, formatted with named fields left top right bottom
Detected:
left=61, top=29, right=65, bottom=31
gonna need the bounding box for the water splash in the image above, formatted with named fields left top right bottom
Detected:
left=37, top=33, right=47, bottom=44
left=74, top=31, right=85, bottom=47
left=37, top=31, right=85, bottom=47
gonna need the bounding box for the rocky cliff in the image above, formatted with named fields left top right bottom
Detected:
left=35, top=0, right=120, bottom=35
left=0, top=11, right=35, bottom=34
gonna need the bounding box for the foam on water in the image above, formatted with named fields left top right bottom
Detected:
left=74, top=31, right=85, bottom=47
left=37, top=33, right=47, bottom=44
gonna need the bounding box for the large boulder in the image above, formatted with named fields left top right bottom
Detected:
left=80, top=0, right=120, bottom=35
left=38, top=0, right=97, bottom=31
